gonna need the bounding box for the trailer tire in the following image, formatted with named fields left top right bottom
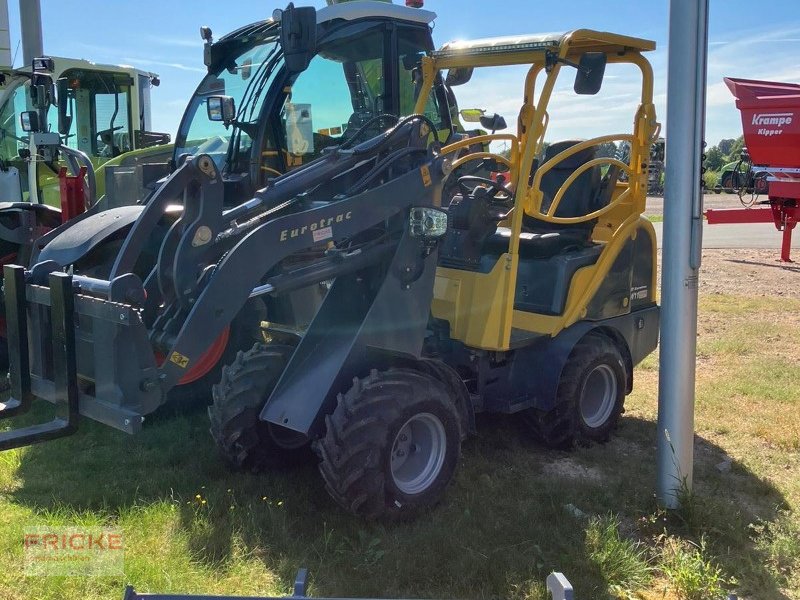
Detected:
left=523, top=333, right=626, bottom=449
left=209, top=342, right=311, bottom=471
left=315, top=368, right=461, bottom=520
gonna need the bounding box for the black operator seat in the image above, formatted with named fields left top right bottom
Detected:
left=487, top=140, right=610, bottom=259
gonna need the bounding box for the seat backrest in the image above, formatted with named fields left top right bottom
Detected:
left=525, top=140, right=602, bottom=233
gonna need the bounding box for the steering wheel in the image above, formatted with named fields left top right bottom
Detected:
left=96, top=125, right=123, bottom=142
left=458, top=175, right=513, bottom=205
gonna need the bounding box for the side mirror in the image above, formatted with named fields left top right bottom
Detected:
left=29, top=76, right=55, bottom=110
left=20, top=110, right=40, bottom=133
left=402, top=53, right=423, bottom=71
left=207, top=95, right=236, bottom=125
left=574, top=52, right=606, bottom=95
left=445, top=67, right=473, bottom=87
left=277, top=3, right=317, bottom=73
left=32, top=56, right=55, bottom=73
left=459, top=108, right=484, bottom=123
left=479, top=113, right=506, bottom=132
left=56, top=78, right=73, bottom=136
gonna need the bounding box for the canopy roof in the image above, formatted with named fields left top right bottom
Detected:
left=434, top=29, right=655, bottom=66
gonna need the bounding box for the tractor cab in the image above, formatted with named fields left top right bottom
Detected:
left=170, top=1, right=451, bottom=205
left=0, top=58, right=167, bottom=206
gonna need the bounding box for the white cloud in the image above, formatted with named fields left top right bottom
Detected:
left=121, top=57, right=206, bottom=74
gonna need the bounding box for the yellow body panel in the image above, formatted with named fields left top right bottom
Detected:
left=421, top=29, right=659, bottom=351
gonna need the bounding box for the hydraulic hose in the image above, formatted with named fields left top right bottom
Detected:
left=351, top=114, right=439, bottom=156
left=339, top=114, right=399, bottom=150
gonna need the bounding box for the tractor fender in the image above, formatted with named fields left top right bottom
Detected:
left=519, top=310, right=658, bottom=413
left=524, top=321, right=597, bottom=413
left=34, top=205, right=144, bottom=268
left=0, top=202, right=62, bottom=245
left=418, top=358, right=474, bottom=438
left=384, top=354, right=474, bottom=438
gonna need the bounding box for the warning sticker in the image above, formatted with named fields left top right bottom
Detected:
left=169, top=352, right=190, bottom=368
left=313, top=226, right=333, bottom=243
left=420, top=165, right=432, bottom=187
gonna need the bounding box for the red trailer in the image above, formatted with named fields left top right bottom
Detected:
left=705, top=77, right=800, bottom=261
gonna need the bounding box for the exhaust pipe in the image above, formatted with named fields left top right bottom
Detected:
left=19, top=0, right=43, bottom=66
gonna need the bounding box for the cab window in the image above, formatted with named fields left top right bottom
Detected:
left=0, top=82, right=29, bottom=160
left=278, top=26, right=386, bottom=168
left=56, top=70, right=133, bottom=159
left=398, top=26, right=445, bottom=130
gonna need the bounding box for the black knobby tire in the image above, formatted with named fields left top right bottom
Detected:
left=721, top=173, right=734, bottom=193
left=523, top=333, right=626, bottom=449
left=315, top=368, right=461, bottom=520
left=209, top=342, right=311, bottom=471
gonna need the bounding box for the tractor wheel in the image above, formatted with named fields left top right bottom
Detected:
left=315, top=368, right=461, bottom=520
left=209, top=342, right=311, bottom=471
left=523, top=333, right=626, bottom=449
left=721, top=173, right=734, bottom=193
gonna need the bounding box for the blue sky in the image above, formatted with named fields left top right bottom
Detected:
left=7, top=0, right=800, bottom=146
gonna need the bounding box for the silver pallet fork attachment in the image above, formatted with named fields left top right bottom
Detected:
left=0, top=266, right=79, bottom=450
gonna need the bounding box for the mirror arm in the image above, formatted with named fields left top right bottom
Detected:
left=545, top=51, right=584, bottom=73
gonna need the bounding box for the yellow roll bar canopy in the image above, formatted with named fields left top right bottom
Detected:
left=417, top=28, right=660, bottom=351
left=432, top=30, right=655, bottom=67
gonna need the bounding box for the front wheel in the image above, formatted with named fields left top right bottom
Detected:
left=523, top=332, right=626, bottom=448
left=315, top=368, right=461, bottom=520
left=209, top=342, right=311, bottom=471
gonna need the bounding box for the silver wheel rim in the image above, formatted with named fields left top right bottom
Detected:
left=390, top=412, right=447, bottom=495
left=579, top=364, right=618, bottom=429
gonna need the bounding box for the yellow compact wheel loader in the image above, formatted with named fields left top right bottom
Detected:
left=415, top=30, right=661, bottom=451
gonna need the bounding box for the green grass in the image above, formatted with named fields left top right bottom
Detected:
left=646, top=214, right=663, bottom=223
left=660, top=537, right=729, bottom=600
left=585, top=514, right=652, bottom=595
left=1, top=292, right=799, bottom=599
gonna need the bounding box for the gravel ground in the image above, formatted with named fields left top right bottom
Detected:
left=655, top=248, right=800, bottom=298
left=646, top=192, right=800, bottom=298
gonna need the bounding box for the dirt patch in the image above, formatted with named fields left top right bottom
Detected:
left=542, top=457, right=603, bottom=483
left=698, top=249, right=800, bottom=297
left=655, top=248, right=800, bottom=298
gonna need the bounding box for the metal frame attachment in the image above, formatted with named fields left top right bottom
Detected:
left=0, top=265, right=79, bottom=450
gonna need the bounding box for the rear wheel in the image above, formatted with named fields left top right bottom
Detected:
left=209, top=342, right=310, bottom=470
left=523, top=333, right=626, bottom=449
left=721, top=173, right=734, bottom=193
left=315, top=368, right=461, bottom=520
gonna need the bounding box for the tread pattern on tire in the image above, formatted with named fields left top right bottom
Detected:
left=209, top=342, right=304, bottom=471
left=524, top=332, right=626, bottom=449
left=315, top=367, right=460, bottom=520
